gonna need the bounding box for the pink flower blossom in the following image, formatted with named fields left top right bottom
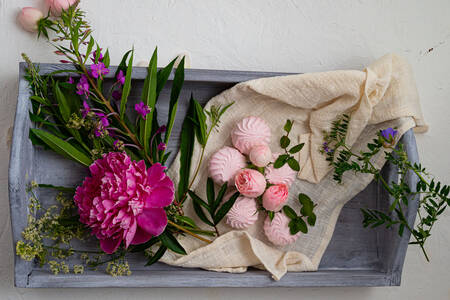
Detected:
left=76, top=75, right=89, bottom=97
left=74, top=152, right=174, bottom=254
left=117, top=70, right=125, bottom=85
left=135, top=101, right=151, bottom=119
left=262, top=184, right=289, bottom=212
left=80, top=100, right=90, bottom=118
left=157, top=142, right=166, bottom=151
left=234, top=169, right=266, bottom=198
left=90, top=62, right=109, bottom=79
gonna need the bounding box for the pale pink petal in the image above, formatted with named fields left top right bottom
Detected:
left=137, top=208, right=167, bottom=236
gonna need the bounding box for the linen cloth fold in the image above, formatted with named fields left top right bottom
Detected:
left=162, top=54, right=426, bottom=280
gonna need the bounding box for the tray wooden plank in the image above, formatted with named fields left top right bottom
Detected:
left=9, top=63, right=419, bottom=287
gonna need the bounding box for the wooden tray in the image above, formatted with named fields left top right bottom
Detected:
left=9, top=63, right=420, bottom=287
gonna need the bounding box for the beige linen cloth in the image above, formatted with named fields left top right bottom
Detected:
left=161, top=54, right=427, bottom=280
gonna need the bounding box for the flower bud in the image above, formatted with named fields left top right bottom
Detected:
left=18, top=7, right=43, bottom=33
left=249, top=145, right=272, bottom=167
left=262, top=184, right=289, bottom=211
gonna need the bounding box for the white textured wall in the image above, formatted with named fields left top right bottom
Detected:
left=1, top=0, right=449, bottom=299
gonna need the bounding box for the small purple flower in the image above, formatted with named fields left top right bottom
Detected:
left=81, top=100, right=90, bottom=118
left=96, top=112, right=110, bottom=127
left=67, top=76, right=74, bottom=84
left=135, top=101, right=151, bottom=119
left=91, top=50, right=104, bottom=63
left=323, top=142, right=331, bottom=153
left=113, top=139, right=124, bottom=151
left=90, top=62, right=109, bottom=79
left=112, top=90, right=122, bottom=101
left=156, top=125, right=167, bottom=134
left=157, top=142, right=166, bottom=151
left=381, top=128, right=398, bottom=141
left=117, top=70, right=125, bottom=85
left=76, top=75, right=90, bottom=97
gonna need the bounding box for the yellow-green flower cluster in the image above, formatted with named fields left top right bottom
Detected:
left=106, top=260, right=132, bottom=277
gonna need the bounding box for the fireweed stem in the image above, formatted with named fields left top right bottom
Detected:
left=167, top=220, right=212, bottom=244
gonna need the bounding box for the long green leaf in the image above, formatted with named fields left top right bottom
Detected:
left=30, top=128, right=92, bottom=166
left=156, top=58, right=176, bottom=99
left=120, top=49, right=134, bottom=118
left=53, top=82, right=71, bottom=122
left=164, top=57, right=185, bottom=145
left=213, top=182, right=228, bottom=214
left=159, top=230, right=186, bottom=255
left=193, top=98, right=207, bottom=146
left=188, top=190, right=210, bottom=211
left=115, top=49, right=132, bottom=77
left=213, top=192, right=239, bottom=225
left=206, top=178, right=215, bottom=212
left=140, top=48, right=158, bottom=155
left=145, top=244, right=167, bottom=266
left=192, top=200, right=214, bottom=227
left=177, top=98, right=196, bottom=200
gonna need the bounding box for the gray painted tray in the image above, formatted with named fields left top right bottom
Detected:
left=9, top=63, right=420, bottom=288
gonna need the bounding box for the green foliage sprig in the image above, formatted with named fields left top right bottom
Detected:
left=322, top=114, right=450, bottom=261
left=274, top=120, right=304, bottom=171
left=188, top=179, right=240, bottom=236
left=283, top=193, right=317, bottom=234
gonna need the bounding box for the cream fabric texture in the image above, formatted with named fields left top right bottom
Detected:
left=162, top=54, right=426, bottom=280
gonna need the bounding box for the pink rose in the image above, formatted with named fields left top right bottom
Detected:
left=46, top=0, right=78, bottom=16
left=234, top=169, right=266, bottom=198
left=249, top=145, right=272, bottom=167
left=18, top=7, right=43, bottom=33
left=262, top=184, right=289, bottom=211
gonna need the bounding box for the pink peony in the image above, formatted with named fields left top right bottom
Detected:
left=46, top=0, right=78, bottom=16
left=234, top=169, right=266, bottom=198
left=264, top=212, right=300, bottom=246
left=262, top=184, right=289, bottom=211
left=18, top=7, right=43, bottom=33
left=249, top=145, right=272, bottom=167
left=74, top=152, right=174, bottom=254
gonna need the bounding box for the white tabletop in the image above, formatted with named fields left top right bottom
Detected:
left=1, top=0, right=449, bottom=299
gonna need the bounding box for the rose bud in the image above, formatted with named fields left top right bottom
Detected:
left=18, top=7, right=43, bottom=33
left=235, top=169, right=266, bottom=198
left=46, top=0, right=79, bottom=16
left=262, top=184, right=289, bottom=211
left=249, top=145, right=272, bottom=167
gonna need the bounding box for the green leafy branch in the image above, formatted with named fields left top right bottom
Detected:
left=322, top=114, right=450, bottom=261
left=282, top=193, right=317, bottom=234
left=273, top=120, right=304, bottom=171
left=188, top=178, right=240, bottom=236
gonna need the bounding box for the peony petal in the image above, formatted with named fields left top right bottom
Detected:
left=136, top=208, right=167, bottom=236
left=130, top=226, right=153, bottom=245
left=147, top=163, right=166, bottom=183
left=145, top=186, right=174, bottom=208
left=124, top=218, right=137, bottom=248
left=99, top=236, right=122, bottom=254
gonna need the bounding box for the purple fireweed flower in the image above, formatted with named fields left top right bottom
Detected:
left=96, top=112, right=110, bottom=127
left=67, top=76, right=74, bottom=84
left=113, top=139, right=124, bottom=151
left=156, top=125, right=167, bottom=134
left=135, top=101, right=151, bottom=119
left=117, top=70, right=125, bottom=85
left=112, top=90, right=122, bottom=101
left=90, top=50, right=104, bottom=63
left=81, top=100, right=90, bottom=118
left=157, top=142, right=166, bottom=151
left=76, top=75, right=90, bottom=97
left=90, top=62, right=109, bottom=79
